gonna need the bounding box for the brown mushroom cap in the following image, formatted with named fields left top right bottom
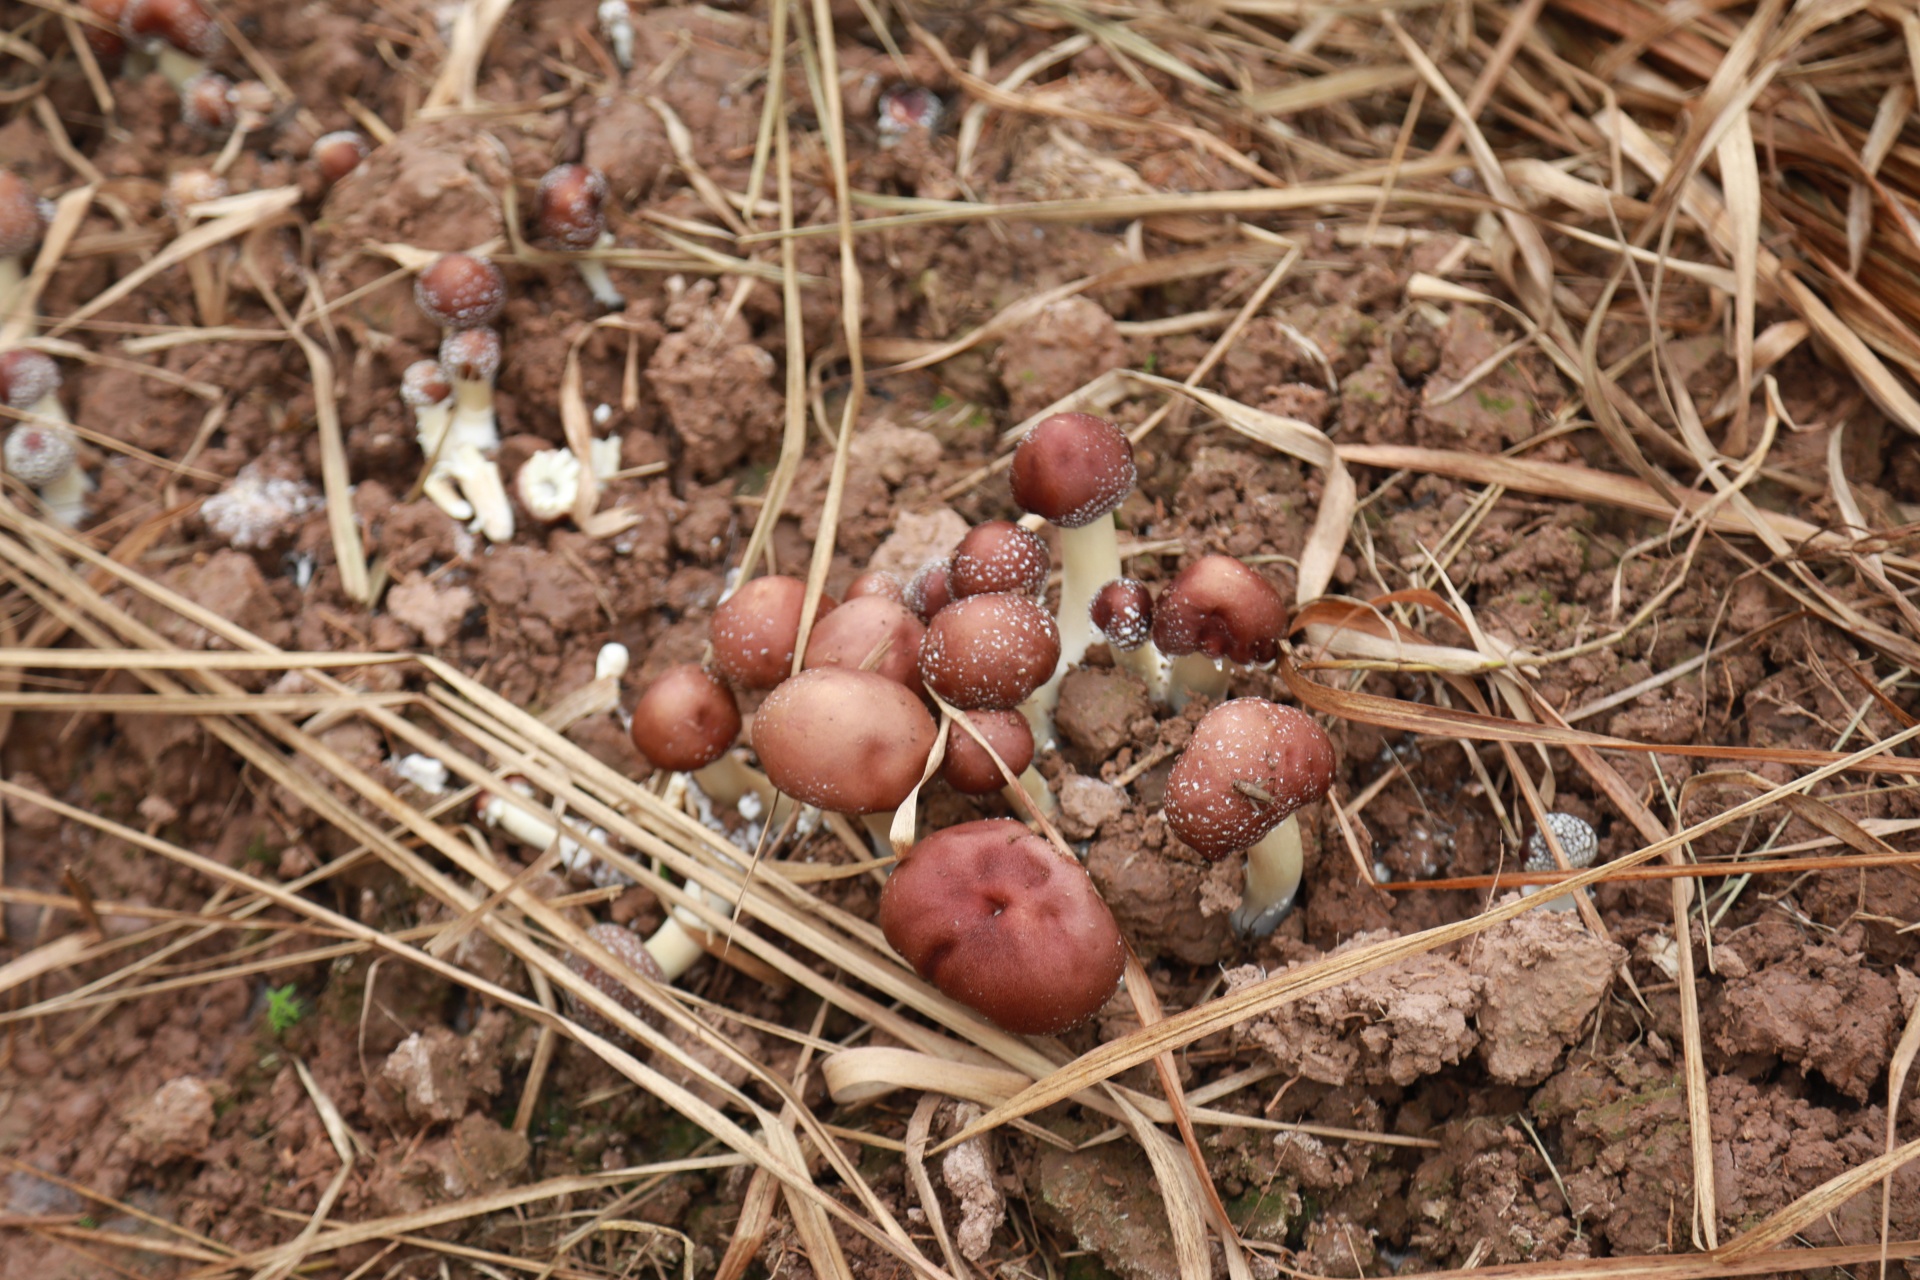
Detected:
left=0, top=350, right=59, bottom=410
left=904, top=560, right=952, bottom=624
left=311, top=131, right=370, bottom=186
left=629, top=664, right=741, bottom=773
left=710, top=575, right=836, bottom=690
left=122, top=0, right=222, bottom=57
left=563, top=921, right=667, bottom=1043
left=1009, top=412, right=1136, bottom=529
left=414, top=253, right=506, bottom=330
left=534, top=163, right=609, bottom=250
left=400, top=360, right=451, bottom=409
left=1164, top=699, right=1334, bottom=861
left=948, top=520, right=1049, bottom=599
left=0, top=172, right=49, bottom=261
left=179, top=71, right=234, bottom=133
left=801, top=594, right=926, bottom=688
left=880, top=819, right=1124, bottom=1035
left=82, top=0, right=129, bottom=60
left=1150, top=554, right=1287, bottom=665
left=940, top=710, right=1035, bottom=794
left=846, top=569, right=905, bottom=604
left=751, top=667, right=936, bottom=815
left=1091, top=577, right=1153, bottom=651
left=439, top=326, right=501, bottom=384
left=919, top=592, right=1061, bottom=711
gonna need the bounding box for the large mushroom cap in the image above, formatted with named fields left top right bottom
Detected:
left=948, top=520, right=1049, bottom=599
left=629, top=664, right=740, bottom=773
left=918, top=592, right=1060, bottom=711
left=1009, top=412, right=1136, bottom=529
left=710, top=575, right=835, bottom=690
left=1165, top=699, right=1334, bottom=861
left=122, top=0, right=222, bottom=57
left=940, top=709, right=1034, bottom=795
left=0, top=172, right=50, bottom=260
left=534, top=163, right=609, bottom=250
left=1091, top=577, right=1153, bottom=651
left=801, top=594, right=926, bottom=689
left=1151, top=554, right=1287, bottom=665
left=415, top=253, right=506, bottom=330
left=752, top=667, right=936, bottom=815
left=881, top=819, right=1124, bottom=1035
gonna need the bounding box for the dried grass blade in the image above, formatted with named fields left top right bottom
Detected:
left=1883, top=982, right=1920, bottom=1278
left=1716, top=111, right=1760, bottom=451
left=1724, top=1136, right=1920, bottom=1258
left=766, top=1118, right=854, bottom=1280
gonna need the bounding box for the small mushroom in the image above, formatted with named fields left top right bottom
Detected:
left=179, top=70, right=234, bottom=134
left=710, top=575, right=834, bottom=690
left=1091, top=576, right=1164, bottom=697
left=1164, top=699, right=1335, bottom=938
left=948, top=519, right=1049, bottom=600
left=437, top=327, right=512, bottom=541
left=1151, top=554, right=1287, bottom=709
left=0, top=351, right=89, bottom=526
left=310, top=130, right=370, bottom=189
left=533, top=163, right=623, bottom=309
left=939, top=709, right=1034, bottom=795
left=564, top=922, right=673, bottom=1037
left=629, top=663, right=774, bottom=817
left=414, top=252, right=506, bottom=333
left=401, top=360, right=472, bottom=524
left=918, top=592, right=1061, bottom=713
left=904, top=560, right=952, bottom=624
left=120, top=0, right=223, bottom=88
left=880, top=818, right=1124, bottom=1036
left=1522, top=812, right=1599, bottom=912
left=0, top=171, right=51, bottom=328
left=802, top=594, right=926, bottom=689
left=845, top=569, right=905, bottom=604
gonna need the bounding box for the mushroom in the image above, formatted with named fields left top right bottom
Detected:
left=0, top=351, right=90, bottom=526
left=1150, top=554, right=1287, bottom=709
left=1164, top=699, right=1335, bottom=938
left=629, top=663, right=776, bottom=818
left=310, top=130, right=370, bottom=189
left=179, top=70, right=234, bottom=135
left=477, top=777, right=622, bottom=887
left=400, top=359, right=476, bottom=525
left=533, top=163, right=623, bottom=309
left=801, top=594, right=926, bottom=689
left=939, top=709, right=1033, bottom=795
left=564, top=922, right=674, bottom=1035
left=414, top=252, right=506, bottom=334
left=436, top=327, right=512, bottom=542
left=515, top=448, right=581, bottom=524
left=1009, top=412, right=1137, bottom=718
left=845, top=569, right=905, bottom=604
left=597, top=0, right=635, bottom=69
left=1521, top=812, right=1599, bottom=912
left=120, top=0, right=223, bottom=89
left=0, top=171, right=51, bottom=328
left=918, top=592, right=1060, bottom=712
left=879, top=818, right=1124, bottom=1035
left=752, top=666, right=936, bottom=847
left=904, top=560, right=952, bottom=624
left=948, top=520, right=1049, bottom=600
left=1091, top=576, right=1165, bottom=698
left=81, top=0, right=129, bottom=62
left=710, top=575, right=834, bottom=690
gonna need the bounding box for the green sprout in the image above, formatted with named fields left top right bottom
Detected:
left=265, top=984, right=305, bottom=1036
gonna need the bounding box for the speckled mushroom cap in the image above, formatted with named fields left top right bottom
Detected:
left=880, top=818, right=1124, bottom=1036
left=629, top=664, right=740, bottom=773
left=439, top=326, right=501, bottom=384
left=4, top=425, right=75, bottom=486
left=918, top=592, right=1061, bottom=711
left=710, top=575, right=835, bottom=690
left=311, top=131, right=370, bottom=186
left=1522, top=813, right=1598, bottom=873
left=940, top=709, right=1034, bottom=795
left=1165, top=699, right=1334, bottom=861
left=1009, top=412, right=1136, bottom=529
left=180, top=71, right=234, bottom=133
left=400, top=360, right=451, bottom=408
left=751, top=667, right=936, bottom=815
left=414, top=253, right=506, bottom=330
left=533, top=164, right=609, bottom=250
left=846, top=569, right=904, bottom=604
left=0, top=350, right=59, bottom=410
left=904, top=560, right=952, bottom=624
left=0, top=172, right=50, bottom=261
left=1091, top=577, right=1153, bottom=651
left=563, top=922, right=667, bottom=1044
left=1151, top=554, right=1288, bottom=665
left=948, top=520, right=1049, bottom=599
left=801, top=594, right=926, bottom=689
left=122, top=0, right=223, bottom=57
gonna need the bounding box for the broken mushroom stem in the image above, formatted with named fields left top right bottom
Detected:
left=437, top=327, right=512, bottom=542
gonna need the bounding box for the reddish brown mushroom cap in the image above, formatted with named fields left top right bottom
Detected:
left=710, top=575, right=835, bottom=690
left=1091, top=577, right=1153, bottom=651
left=1009, top=412, right=1136, bottom=529
left=919, top=592, right=1061, bottom=711
left=940, top=710, right=1034, bottom=795
left=400, top=360, right=451, bottom=409
left=563, top=922, right=667, bottom=1043
left=629, top=664, right=741, bottom=773
left=801, top=594, right=926, bottom=689
left=0, top=350, right=59, bottom=410
left=751, top=667, right=936, bottom=815
left=122, top=0, right=222, bottom=57
left=1165, top=699, right=1334, bottom=861
left=0, top=172, right=50, bottom=261
left=414, top=253, right=506, bottom=330
left=904, top=560, right=952, bottom=624
left=180, top=71, right=234, bottom=133
left=949, top=520, right=1049, bottom=599
left=311, top=131, right=370, bottom=186
left=1151, top=554, right=1287, bottom=665
left=439, top=326, right=501, bottom=384
left=82, top=0, right=129, bottom=60
left=533, top=164, right=609, bottom=250
left=880, top=819, right=1124, bottom=1035
left=845, top=569, right=905, bottom=604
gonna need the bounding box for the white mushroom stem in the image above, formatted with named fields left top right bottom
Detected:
left=448, top=371, right=500, bottom=452
left=516, top=448, right=580, bottom=523
left=1166, top=652, right=1229, bottom=711
left=1113, top=640, right=1169, bottom=703
left=478, top=790, right=612, bottom=882
left=1029, top=517, right=1123, bottom=733
left=156, top=46, right=208, bottom=92
left=448, top=442, right=514, bottom=542
left=643, top=903, right=711, bottom=980
left=598, top=0, right=635, bottom=69
left=411, top=394, right=473, bottom=522
left=575, top=232, right=625, bottom=309
left=1230, top=814, right=1305, bottom=939
left=1520, top=882, right=1582, bottom=913
left=861, top=810, right=897, bottom=854
left=1004, top=765, right=1057, bottom=819
left=21, top=396, right=90, bottom=526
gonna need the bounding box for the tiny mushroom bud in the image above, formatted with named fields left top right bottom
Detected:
left=414, top=252, right=506, bottom=332
left=877, top=85, right=943, bottom=143
left=1, top=351, right=90, bottom=526
left=846, top=569, right=905, bottom=604
left=940, top=709, right=1034, bottom=795
left=1010, top=412, right=1136, bottom=723
left=880, top=818, right=1124, bottom=1035
left=1091, top=576, right=1164, bottom=695
left=598, top=0, right=635, bottom=69
left=0, top=171, right=52, bottom=324
left=311, top=130, right=370, bottom=187
left=1165, top=699, right=1334, bottom=938
left=595, top=642, right=629, bottom=681
left=919, top=592, right=1061, bottom=712
left=948, top=519, right=1049, bottom=600
left=1151, top=554, right=1287, bottom=709
left=904, top=560, right=952, bottom=624
left=122, top=0, right=224, bottom=87
left=534, top=163, right=623, bottom=309
left=515, top=448, right=581, bottom=524
left=710, top=575, right=835, bottom=690
left=179, top=70, right=234, bottom=134
left=630, top=663, right=772, bottom=814
left=802, top=593, right=926, bottom=689
left=1522, top=812, right=1599, bottom=912
left=752, top=667, right=936, bottom=817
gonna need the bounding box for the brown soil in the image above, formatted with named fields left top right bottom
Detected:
left=4, top=1, right=1920, bottom=1278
